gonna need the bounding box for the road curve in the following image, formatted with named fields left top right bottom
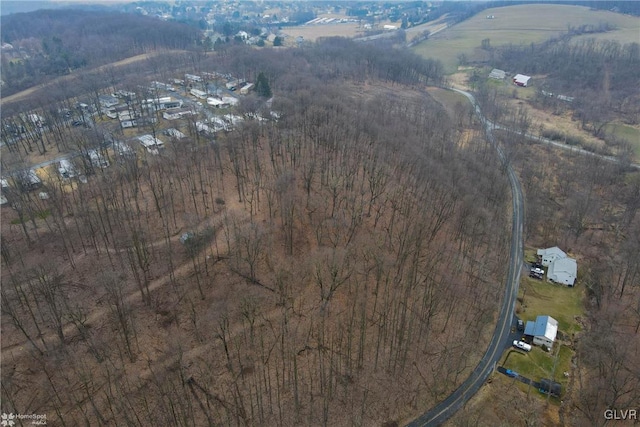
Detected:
left=407, top=88, right=524, bottom=426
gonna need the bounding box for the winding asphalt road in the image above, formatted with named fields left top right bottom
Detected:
left=407, top=88, right=524, bottom=426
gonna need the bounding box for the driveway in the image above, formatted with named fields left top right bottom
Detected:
left=496, top=366, right=540, bottom=388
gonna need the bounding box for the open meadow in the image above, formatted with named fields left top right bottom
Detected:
left=413, top=4, right=640, bottom=73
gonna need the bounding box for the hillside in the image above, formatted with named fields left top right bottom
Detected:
left=0, top=9, right=201, bottom=95
left=0, top=40, right=512, bottom=425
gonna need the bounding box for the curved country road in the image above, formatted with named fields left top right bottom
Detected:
left=407, top=88, right=525, bottom=426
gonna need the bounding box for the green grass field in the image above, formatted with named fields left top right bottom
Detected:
left=604, top=123, right=640, bottom=157
left=426, top=87, right=469, bottom=115
left=519, top=276, right=584, bottom=335
left=502, top=342, right=572, bottom=399
left=412, top=4, right=640, bottom=73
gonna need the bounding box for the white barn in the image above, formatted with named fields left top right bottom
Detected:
left=513, top=74, right=531, bottom=87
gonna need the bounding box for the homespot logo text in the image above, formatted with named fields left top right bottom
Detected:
left=1, top=413, right=47, bottom=425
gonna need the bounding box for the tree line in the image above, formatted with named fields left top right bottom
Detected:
left=0, top=9, right=201, bottom=95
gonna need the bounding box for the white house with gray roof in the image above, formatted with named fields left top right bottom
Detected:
left=537, top=246, right=577, bottom=286
left=548, top=257, right=577, bottom=287
left=537, top=247, right=566, bottom=266
left=524, top=315, right=558, bottom=349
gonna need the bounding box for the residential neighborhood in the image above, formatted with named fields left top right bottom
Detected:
left=0, top=68, right=271, bottom=204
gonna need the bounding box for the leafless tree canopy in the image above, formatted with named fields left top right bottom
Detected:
left=1, top=42, right=513, bottom=426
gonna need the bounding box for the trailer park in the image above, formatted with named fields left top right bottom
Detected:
left=0, top=72, right=272, bottom=208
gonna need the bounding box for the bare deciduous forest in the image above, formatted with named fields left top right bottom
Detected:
left=0, top=9, right=201, bottom=95
left=1, top=40, right=513, bottom=425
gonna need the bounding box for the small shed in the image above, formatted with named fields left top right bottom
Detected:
left=513, top=74, right=531, bottom=87
left=539, top=378, right=561, bottom=397
left=240, top=83, right=254, bottom=95
left=489, top=69, right=506, bottom=80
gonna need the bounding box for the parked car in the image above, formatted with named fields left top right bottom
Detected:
left=505, top=369, right=519, bottom=377
left=517, top=319, right=525, bottom=331
left=513, top=340, right=532, bottom=352
left=529, top=267, right=544, bottom=279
